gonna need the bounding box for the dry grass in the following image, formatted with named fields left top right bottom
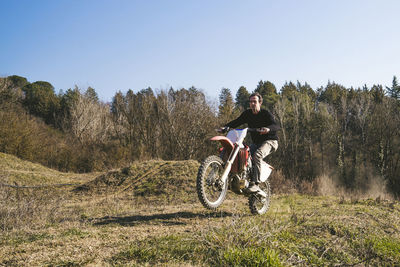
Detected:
left=0, top=152, right=96, bottom=186
left=1, top=153, right=399, bottom=266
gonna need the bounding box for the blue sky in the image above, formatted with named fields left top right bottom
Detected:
left=1, top=0, right=399, bottom=102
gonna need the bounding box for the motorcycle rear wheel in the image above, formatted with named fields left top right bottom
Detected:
left=196, top=155, right=228, bottom=210
left=248, top=181, right=271, bottom=215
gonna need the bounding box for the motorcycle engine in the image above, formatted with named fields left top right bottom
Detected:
left=230, top=155, right=253, bottom=194
left=230, top=170, right=250, bottom=194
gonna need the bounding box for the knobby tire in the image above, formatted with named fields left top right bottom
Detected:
left=196, top=155, right=228, bottom=210
left=248, top=181, right=271, bottom=215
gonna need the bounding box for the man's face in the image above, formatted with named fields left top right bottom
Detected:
left=249, top=96, right=261, bottom=114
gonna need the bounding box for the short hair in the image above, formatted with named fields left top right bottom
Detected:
left=249, top=92, right=263, bottom=103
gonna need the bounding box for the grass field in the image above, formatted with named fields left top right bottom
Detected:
left=1, top=152, right=399, bottom=266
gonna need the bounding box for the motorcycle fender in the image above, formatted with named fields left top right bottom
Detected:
left=260, top=161, right=273, bottom=182
left=210, top=136, right=234, bottom=150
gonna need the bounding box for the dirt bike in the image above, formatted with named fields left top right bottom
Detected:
left=196, top=128, right=274, bottom=215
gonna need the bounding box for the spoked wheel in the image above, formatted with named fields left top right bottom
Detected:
left=196, top=155, right=228, bottom=210
left=248, top=181, right=271, bottom=215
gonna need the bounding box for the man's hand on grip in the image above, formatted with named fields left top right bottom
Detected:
left=258, top=127, right=270, bottom=135
left=217, top=126, right=229, bottom=133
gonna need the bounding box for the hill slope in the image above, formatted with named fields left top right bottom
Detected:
left=0, top=152, right=95, bottom=185
left=76, top=160, right=200, bottom=201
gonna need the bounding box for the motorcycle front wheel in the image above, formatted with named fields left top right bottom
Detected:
left=248, top=181, right=271, bottom=215
left=196, top=155, right=228, bottom=210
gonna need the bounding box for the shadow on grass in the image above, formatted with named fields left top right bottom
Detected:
left=92, top=210, right=235, bottom=226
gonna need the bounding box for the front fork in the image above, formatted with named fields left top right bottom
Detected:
left=220, top=144, right=241, bottom=185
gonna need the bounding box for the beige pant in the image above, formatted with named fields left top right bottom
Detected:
left=250, top=140, right=278, bottom=183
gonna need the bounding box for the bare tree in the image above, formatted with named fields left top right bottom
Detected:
left=351, top=91, right=372, bottom=166
left=65, top=88, right=112, bottom=144
left=156, top=88, right=217, bottom=160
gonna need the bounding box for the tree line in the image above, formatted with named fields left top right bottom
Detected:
left=0, top=75, right=399, bottom=197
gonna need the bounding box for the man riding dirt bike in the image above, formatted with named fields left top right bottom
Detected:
left=223, top=92, right=280, bottom=193
left=196, top=92, right=280, bottom=215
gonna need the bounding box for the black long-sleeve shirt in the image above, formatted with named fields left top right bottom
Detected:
left=225, top=109, right=280, bottom=144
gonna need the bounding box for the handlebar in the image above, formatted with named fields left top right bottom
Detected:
left=217, top=127, right=269, bottom=133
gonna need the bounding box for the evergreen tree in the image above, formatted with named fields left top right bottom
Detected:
left=371, top=84, right=385, bottom=103
left=7, top=75, right=29, bottom=88
left=0, top=76, right=27, bottom=106
left=218, top=88, right=237, bottom=123
left=386, top=76, right=400, bottom=100
left=61, top=87, right=80, bottom=111
left=84, top=86, right=99, bottom=102
left=235, top=86, right=250, bottom=111
left=318, top=81, right=347, bottom=108
left=254, top=80, right=279, bottom=110
left=139, top=87, right=154, bottom=97
left=280, top=82, right=297, bottom=100
left=22, top=81, right=60, bottom=125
